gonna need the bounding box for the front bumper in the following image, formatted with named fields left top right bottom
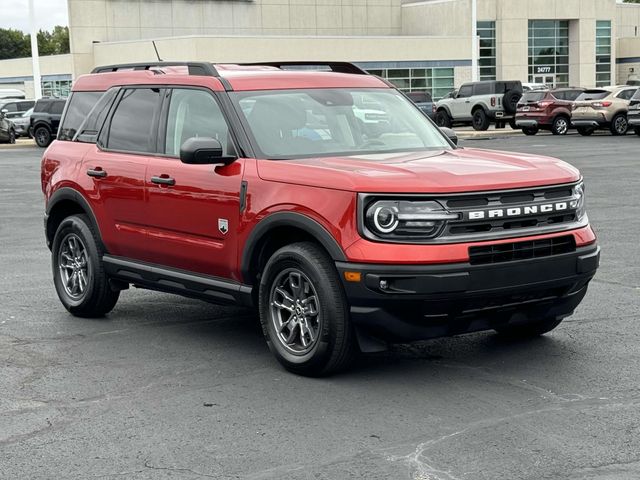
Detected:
left=13, top=124, right=29, bottom=136
left=336, top=244, right=599, bottom=343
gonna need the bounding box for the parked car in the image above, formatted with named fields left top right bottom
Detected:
left=522, top=83, right=548, bottom=92
left=515, top=88, right=585, bottom=135
left=627, top=88, right=640, bottom=136
left=571, top=86, right=638, bottom=136
left=0, top=109, right=16, bottom=144
left=30, top=98, right=67, bottom=147
left=405, top=91, right=436, bottom=120
left=0, top=89, right=26, bottom=99
left=435, top=80, right=523, bottom=131
left=41, top=61, right=599, bottom=376
left=0, top=99, right=35, bottom=120
left=11, top=107, right=33, bottom=137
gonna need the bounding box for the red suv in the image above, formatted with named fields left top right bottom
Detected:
left=515, top=88, right=584, bottom=135
left=41, top=62, right=599, bottom=376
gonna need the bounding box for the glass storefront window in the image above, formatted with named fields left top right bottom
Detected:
left=528, top=20, right=570, bottom=87
left=365, top=67, right=455, bottom=101
left=41, top=79, right=71, bottom=98
left=477, top=21, right=496, bottom=81
left=595, top=20, right=612, bottom=87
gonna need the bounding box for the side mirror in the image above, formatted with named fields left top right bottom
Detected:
left=440, top=127, right=458, bottom=146
left=179, top=137, right=236, bottom=166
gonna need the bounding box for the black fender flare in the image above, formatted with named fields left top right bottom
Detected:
left=240, top=211, right=347, bottom=282
left=45, top=187, right=103, bottom=249
left=436, top=105, right=453, bottom=118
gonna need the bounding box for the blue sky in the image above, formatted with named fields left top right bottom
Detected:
left=1, top=0, right=69, bottom=32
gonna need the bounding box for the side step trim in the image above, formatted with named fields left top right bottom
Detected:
left=103, top=255, right=253, bottom=307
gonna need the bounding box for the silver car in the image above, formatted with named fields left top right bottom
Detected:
left=11, top=107, right=33, bottom=137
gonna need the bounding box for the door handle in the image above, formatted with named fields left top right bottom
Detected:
left=87, top=167, right=107, bottom=178
left=151, top=175, right=176, bottom=186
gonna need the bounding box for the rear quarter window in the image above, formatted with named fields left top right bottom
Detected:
left=58, top=92, right=102, bottom=141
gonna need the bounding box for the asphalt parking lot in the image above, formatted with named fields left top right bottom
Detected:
left=1, top=133, right=639, bottom=480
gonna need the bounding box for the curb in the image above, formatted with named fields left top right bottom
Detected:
left=0, top=140, right=37, bottom=150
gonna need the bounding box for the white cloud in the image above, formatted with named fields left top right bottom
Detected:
left=0, top=0, right=68, bottom=32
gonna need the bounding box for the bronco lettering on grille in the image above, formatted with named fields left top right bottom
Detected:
left=466, top=202, right=569, bottom=220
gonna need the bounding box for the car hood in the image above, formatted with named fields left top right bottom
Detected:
left=256, top=148, right=580, bottom=193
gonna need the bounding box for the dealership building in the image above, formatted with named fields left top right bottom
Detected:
left=1, top=0, right=640, bottom=100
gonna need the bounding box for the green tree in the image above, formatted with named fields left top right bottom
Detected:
left=624, top=0, right=640, bottom=3
left=0, top=26, right=69, bottom=60
left=0, top=29, right=30, bottom=60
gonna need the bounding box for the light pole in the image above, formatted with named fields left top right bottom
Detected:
left=471, top=0, right=478, bottom=81
left=29, top=0, right=42, bottom=99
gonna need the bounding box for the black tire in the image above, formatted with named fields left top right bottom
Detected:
left=551, top=116, right=570, bottom=135
left=34, top=126, right=52, bottom=147
left=635, top=127, right=640, bottom=136
left=503, top=90, right=522, bottom=115
left=522, top=126, right=538, bottom=136
left=577, top=127, right=594, bottom=136
left=258, top=242, right=355, bottom=376
left=8, top=129, right=16, bottom=144
left=472, top=109, right=490, bottom=131
left=52, top=214, right=119, bottom=317
left=610, top=114, right=628, bottom=136
left=494, top=316, right=563, bottom=339
left=508, top=118, right=517, bottom=130
left=435, top=110, right=452, bottom=128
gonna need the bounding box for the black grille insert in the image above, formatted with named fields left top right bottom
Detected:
left=469, top=235, right=576, bottom=265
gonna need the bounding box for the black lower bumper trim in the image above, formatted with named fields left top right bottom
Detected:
left=336, top=244, right=599, bottom=342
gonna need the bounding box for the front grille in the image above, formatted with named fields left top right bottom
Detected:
left=440, top=184, right=580, bottom=240
left=469, top=235, right=576, bottom=265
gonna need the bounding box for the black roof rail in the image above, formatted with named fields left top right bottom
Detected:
left=239, top=61, right=368, bottom=75
left=91, top=62, right=220, bottom=77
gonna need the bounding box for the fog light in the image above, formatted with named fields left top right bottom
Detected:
left=379, top=279, right=389, bottom=290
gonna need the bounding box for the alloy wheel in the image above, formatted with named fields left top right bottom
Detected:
left=58, top=233, right=90, bottom=300
left=615, top=116, right=628, bottom=134
left=555, top=118, right=568, bottom=135
left=269, top=268, right=321, bottom=354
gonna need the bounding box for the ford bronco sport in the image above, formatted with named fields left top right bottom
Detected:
left=435, top=80, right=523, bottom=131
left=41, top=62, right=599, bottom=376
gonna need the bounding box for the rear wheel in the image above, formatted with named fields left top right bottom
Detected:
left=610, top=114, right=628, bottom=136
left=577, top=127, right=594, bottom=136
left=494, top=316, right=563, bottom=339
left=635, top=127, right=640, bottom=136
left=259, top=242, right=355, bottom=376
left=522, top=126, right=538, bottom=136
left=52, top=214, right=119, bottom=317
left=551, top=116, right=570, bottom=135
left=34, top=126, right=52, bottom=147
left=435, top=110, right=452, bottom=128
left=472, top=109, right=490, bottom=131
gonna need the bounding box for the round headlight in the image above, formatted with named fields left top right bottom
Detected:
left=373, top=205, right=399, bottom=233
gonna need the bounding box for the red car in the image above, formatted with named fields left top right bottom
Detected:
left=41, top=62, right=599, bottom=376
left=515, top=88, right=585, bottom=135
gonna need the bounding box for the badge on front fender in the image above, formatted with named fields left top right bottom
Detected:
left=218, top=218, right=229, bottom=235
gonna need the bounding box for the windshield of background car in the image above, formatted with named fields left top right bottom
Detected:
left=521, top=92, right=547, bottom=102
left=232, top=88, right=451, bottom=159
left=576, top=91, right=609, bottom=101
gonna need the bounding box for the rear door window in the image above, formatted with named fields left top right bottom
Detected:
left=104, top=88, right=162, bottom=153
left=473, top=83, right=492, bottom=95
left=58, top=92, right=102, bottom=141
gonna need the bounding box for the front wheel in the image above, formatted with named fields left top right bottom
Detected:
left=435, top=110, right=452, bottom=128
left=577, top=127, right=594, bottom=136
left=52, top=214, right=119, bottom=317
left=472, top=109, right=490, bottom=131
left=610, top=114, right=628, bottom=136
left=34, top=126, right=52, bottom=147
left=494, top=316, right=563, bottom=339
left=8, top=129, right=16, bottom=144
left=259, top=242, right=355, bottom=376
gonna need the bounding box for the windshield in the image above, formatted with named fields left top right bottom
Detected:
left=232, top=89, right=451, bottom=159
